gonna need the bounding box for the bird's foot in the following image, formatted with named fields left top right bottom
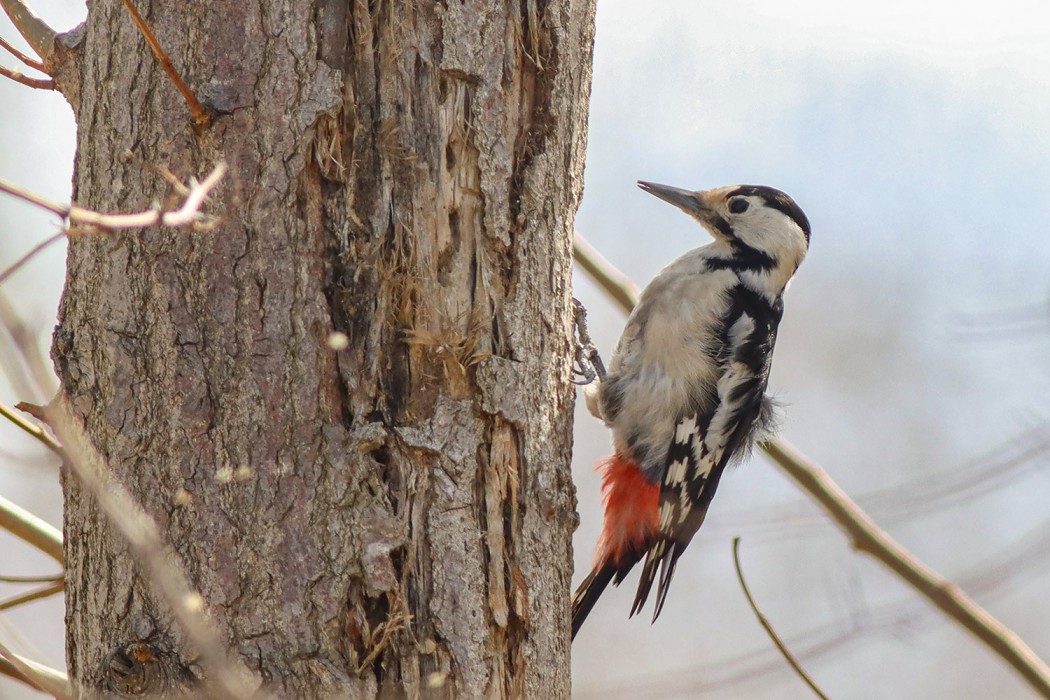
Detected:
left=571, top=298, right=606, bottom=385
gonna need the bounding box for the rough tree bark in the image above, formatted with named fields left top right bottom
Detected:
left=51, top=0, right=595, bottom=696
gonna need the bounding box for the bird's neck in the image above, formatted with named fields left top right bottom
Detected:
left=741, top=257, right=799, bottom=298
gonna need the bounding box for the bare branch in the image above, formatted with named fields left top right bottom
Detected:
left=0, top=494, right=63, bottom=565
left=0, top=162, right=226, bottom=231
left=0, top=573, right=62, bottom=583
left=0, top=294, right=57, bottom=399
left=0, top=62, right=54, bottom=89
left=572, top=234, right=640, bottom=310
left=763, top=440, right=1050, bottom=698
left=0, top=0, right=57, bottom=65
left=0, top=231, right=66, bottom=287
left=573, top=236, right=1050, bottom=698
left=0, top=400, right=63, bottom=455
left=119, top=0, right=211, bottom=126
left=0, top=35, right=45, bottom=71
left=0, top=638, right=72, bottom=699
left=0, top=580, right=63, bottom=611
left=0, top=177, right=66, bottom=216
left=159, top=163, right=226, bottom=228
left=732, top=537, right=830, bottom=700
left=122, top=150, right=190, bottom=196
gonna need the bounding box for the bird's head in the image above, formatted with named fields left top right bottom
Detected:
left=638, top=181, right=810, bottom=275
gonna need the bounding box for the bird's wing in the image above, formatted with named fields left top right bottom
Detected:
left=630, top=290, right=782, bottom=620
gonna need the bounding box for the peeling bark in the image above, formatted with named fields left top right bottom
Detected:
left=54, top=0, right=594, bottom=697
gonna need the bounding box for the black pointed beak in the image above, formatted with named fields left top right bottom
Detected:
left=637, top=181, right=707, bottom=218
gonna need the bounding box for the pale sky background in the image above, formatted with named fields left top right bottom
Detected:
left=3, top=1, right=1050, bottom=698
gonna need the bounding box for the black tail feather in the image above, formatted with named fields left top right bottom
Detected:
left=628, top=538, right=668, bottom=618
left=651, top=543, right=685, bottom=621
left=629, top=537, right=688, bottom=622
left=571, top=564, right=616, bottom=639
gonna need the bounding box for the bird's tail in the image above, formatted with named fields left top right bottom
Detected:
left=572, top=453, right=659, bottom=638
left=572, top=563, right=616, bottom=639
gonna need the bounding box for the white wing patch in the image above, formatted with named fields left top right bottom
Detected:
left=666, top=457, right=688, bottom=486
left=659, top=503, right=674, bottom=529
left=727, top=312, right=755, bottom=348
left=691, top=439, right=714, bottom=480
left=705, top=362, right=754, bottom=456
left=674, top=416, right=698, bottom=444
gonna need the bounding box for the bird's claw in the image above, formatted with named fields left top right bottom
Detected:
left=571, top=298, right=606, bottom=385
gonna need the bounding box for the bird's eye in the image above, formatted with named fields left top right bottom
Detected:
left=728, top=198, right=750, bottom=214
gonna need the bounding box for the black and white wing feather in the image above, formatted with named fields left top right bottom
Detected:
left=630, top=286, right=784, bottom=620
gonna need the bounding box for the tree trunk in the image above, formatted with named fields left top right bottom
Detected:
left=53, top=0, right=594, bottom=696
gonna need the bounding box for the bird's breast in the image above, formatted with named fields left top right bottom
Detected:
left=604, top=268, right=733, bottom=477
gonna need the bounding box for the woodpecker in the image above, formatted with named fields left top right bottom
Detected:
left=572, top=181, right=810, bottom=638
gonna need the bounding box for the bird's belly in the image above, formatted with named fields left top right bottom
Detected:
left=611, top=360, right=716, bottom=481
left=607, top=273, right=729, bottom=478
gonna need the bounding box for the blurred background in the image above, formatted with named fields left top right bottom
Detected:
left=0, top=1, right=78, bottom=698
left=3, top=0, right=1050, bottom=698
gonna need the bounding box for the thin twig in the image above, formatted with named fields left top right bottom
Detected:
left=0, top=573, right=62, bottom=584
left=763, top=440, right=1050, bottom=698
left=572, top=235, right=640, bottom=310
left=0, top=163, right=226, bottom=231
left=573, top=233, right=1050, bottom=698
left=732, top=537, right=830, bottom=699
left=122, top=150, right=190, bottom=196
left=0, top=400, right=63, bottom=455
left=0, top=580, right=63, bottom=611
left=0, top=294, right=57, bottom=399
left=0, top=35, right=45, bottom=71
left=0, top=177, right=66, bottom=216
left=0, top=0, right=57, bottom=64
left=119, top=0, right=211, bottom=126
left=0, top=494, right=63, bottom=565
left=0, top=635, right=71, bottom=698
left=0, top=231, right=66, bottom=286
left=0, top=62, right=54, bottom=89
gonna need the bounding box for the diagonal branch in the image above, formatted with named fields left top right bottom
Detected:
left=0, top=35, right=45, bottom=70
left=0, top=580, right=63, bottom=611
left=0, top=0, right=56, bottom=65
left=0, top=637, right=71, bottom=699
left=119, top=0, right=211, bottom=126
left=0, top=232, right=66, bottom=287
left=572, top=231, right=1050, bottom=699
left=763, top=440, right=1050, bottom=698
left=0, top=62, right=54, bottom=89
left=0, top=400, right=63, bottom=455
left=0, top=494, right=63, bottom=565
left=0, top=0, right=83, bottom=111
left=0, top=573, right=62, bottom=583
left=572, top=236, right=639, bottom=310
left=732, top=537, right=829, bottom=700
left=0, top=162, right=226, bottom=232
